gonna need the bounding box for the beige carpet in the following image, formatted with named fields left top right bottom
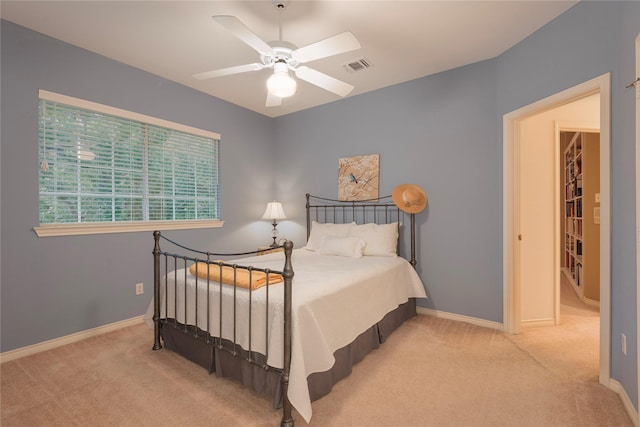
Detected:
left=509, top=274, right=601, bottom=384
left=1, top=281, right=632, bottom=426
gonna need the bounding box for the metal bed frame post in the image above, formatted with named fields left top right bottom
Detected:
left=281, top=240, right=295, bottom=427
left=305, top=193, right=311, bottom=240
left=152, top=230, right=163, bottom=351
left=410, top=213, right=417, bottom=269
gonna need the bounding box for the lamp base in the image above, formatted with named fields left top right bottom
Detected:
left=270, top=220, right=279, bottom=247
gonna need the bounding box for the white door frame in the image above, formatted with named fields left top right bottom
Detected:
left=503, top=73, right=611, bottom=386
left=635, top=31, right=640, bottom=420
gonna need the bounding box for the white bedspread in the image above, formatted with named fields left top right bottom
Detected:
left=144, top=249, right=427, bottom=423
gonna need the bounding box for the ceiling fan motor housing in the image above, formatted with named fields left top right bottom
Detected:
left=261, top=44, right=298, bottom=69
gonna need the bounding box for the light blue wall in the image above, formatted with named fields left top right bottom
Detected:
left=1, top=0, right=639, bottom=412
left=274, top=58, right=502, bottom=322
left=496, top=0, right=639, bottom=408
left=0, top=20, right=277, bottom=351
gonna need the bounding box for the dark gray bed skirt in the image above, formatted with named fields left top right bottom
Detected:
left=161, top=298, right=417, bottom=408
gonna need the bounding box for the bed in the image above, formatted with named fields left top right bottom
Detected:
left=146, top=193, right=427, bottom=426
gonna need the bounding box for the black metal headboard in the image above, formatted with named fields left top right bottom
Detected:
left=305, top=193, right=417, bottom=268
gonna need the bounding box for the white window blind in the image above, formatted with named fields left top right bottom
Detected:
left=37, top=91, right=221, bottom=235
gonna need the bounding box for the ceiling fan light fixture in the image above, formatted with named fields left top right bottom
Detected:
left=267, top=61, right=297, bottom=98
left=199, top=13, right=361, bottom=107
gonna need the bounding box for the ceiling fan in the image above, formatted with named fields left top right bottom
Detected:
left=193, top=1, right=361, bottom=107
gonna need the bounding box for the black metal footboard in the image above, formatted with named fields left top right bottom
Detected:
left=152, top=231, right=295, bottom=427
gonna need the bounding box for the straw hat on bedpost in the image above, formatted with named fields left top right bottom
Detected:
left=392, top=184, right=427, bottom=214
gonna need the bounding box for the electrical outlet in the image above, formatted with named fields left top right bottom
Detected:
left=135, top=283, right=144, bottom=295
left=621, top=333, right=627, bottom=355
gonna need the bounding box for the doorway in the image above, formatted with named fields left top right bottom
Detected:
left=558, top=128, right=601, bottom=310
left=517, top=101, right=599, bottom=327
left=503, top=73, right=611, bottom=387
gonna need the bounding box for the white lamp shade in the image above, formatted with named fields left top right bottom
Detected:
left=262, top=201, right=287, bottom=220
left=267, top=62, right=297, bottom=98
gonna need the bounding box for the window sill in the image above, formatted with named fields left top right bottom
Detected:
left=33, top=220, right=224, bottom=237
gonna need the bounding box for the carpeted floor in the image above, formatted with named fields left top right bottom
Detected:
left=509, top=274, right=601, bottom=384
left=1, top=278, right=632, bottom=426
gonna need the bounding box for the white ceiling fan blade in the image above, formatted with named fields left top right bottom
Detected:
left=212, top=15, right=275, bottom=56
left=292, top=32, right=361, bottom=64
left=266, top=91, right=282, bottom=107
left=193, top=63, right=265, bottom=80
left=295, top=66, right=354, bottom=97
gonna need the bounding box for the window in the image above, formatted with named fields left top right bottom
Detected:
left=34, top=90, right=222, bottom=237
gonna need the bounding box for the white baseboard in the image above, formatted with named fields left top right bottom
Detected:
left=521, top=318, right=556, bottom=327
left=0, top=315, right=144, bottom=364
left=417, top=307, right=504, bottom=331
left=608, top=378, right=639, bottom=426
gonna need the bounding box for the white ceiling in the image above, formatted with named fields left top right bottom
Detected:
left=1, top=1, right=577, bottom=118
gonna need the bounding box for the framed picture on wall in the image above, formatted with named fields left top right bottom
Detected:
left=338, top=154, right=379, bottom=201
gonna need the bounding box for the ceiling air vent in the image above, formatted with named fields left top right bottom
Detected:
left=342, top=57, right=373, bottom=73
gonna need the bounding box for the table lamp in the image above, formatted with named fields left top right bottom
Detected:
left=262, top=201, right=287, bottom=247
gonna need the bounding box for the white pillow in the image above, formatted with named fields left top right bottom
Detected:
left=349, top=222, right=399, bottom=257
left=318, top=236, right=366, bottom=258
left=305, top=221, right=355, bottom=251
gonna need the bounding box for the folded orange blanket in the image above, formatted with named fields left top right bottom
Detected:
left=188, top=261, right=283, bottom=290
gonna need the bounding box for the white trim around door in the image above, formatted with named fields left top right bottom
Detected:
left=503, top=73, right=611, bottom=387
left=635, top=31, right=640, bottom=419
